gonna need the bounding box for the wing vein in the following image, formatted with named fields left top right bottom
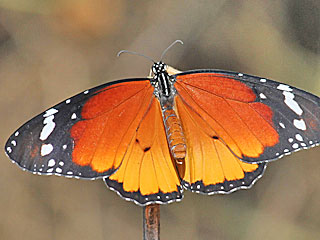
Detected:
left=175, top=83, right=243, bottom=154
left=212, top=138, right=226, bottom=184
left=223, top=98, right=265, bottom=147
left=178, top=80, right=253, bottom=103
left=84, top=84, right=151, bottom=120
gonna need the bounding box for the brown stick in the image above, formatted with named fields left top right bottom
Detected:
left=143, top=204, right=160, bottom=240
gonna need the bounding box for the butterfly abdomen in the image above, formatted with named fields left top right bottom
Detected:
left=162, top=109, right=186, bottom=161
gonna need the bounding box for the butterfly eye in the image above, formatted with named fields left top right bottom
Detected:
left=164, top=64, right=168, bottom=71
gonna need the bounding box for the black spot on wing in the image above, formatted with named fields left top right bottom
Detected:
left=143, top=147, right=151, bottom=152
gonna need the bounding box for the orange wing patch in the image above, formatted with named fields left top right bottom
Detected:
left=175, top=94, right=267, bottom=193
left=175, top=73, right=279, bottom=160
left=105, top=98, right=182, bottom=205
left=70, top=81, right=154, bottom=174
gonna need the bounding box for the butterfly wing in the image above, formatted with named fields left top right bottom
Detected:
left=5, top=78, right=182, bottom=205
left=174, top=70, right=320, bottom=163
left=104, top=97, right=182, bottom=205
left=174, top=70, right=320, bottom=193
left=175, top=92, right=267, bottom=193
left=5, top=79, right=151, bottom=178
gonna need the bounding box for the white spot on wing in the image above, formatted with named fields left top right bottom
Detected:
left=292, top=143, right=299, bottom=149
left=288, top=138, right=293, bottom=143
left=48, top=159, right=56, bottom=167
left=6, top=146, right=12, bottom=153
left=260, top=78, right=266, bottom=83
left=43, top=108, right=58, bottom=117
left=293, top=119, right=307, bottom=130
left=15, top=131, right=19, bottom=136
left=84, top=90, right=89, bottom=94
left=71, top=113, right=77, bottom=119
left=40, top=115, right=56, bottom=141
left=11, top=140, right=17, bottom=146
left=40, top=144, right=53, bottom=156
left=238, top=73, right=243, bottom=76
left=279, top=122, right=285, bottom=128
left=282, top=91, right=303, bottom=115
left=62, top=144, right=67, bottom=150
left=277, top=84, right=292, bottom=92
left=56, top=168, right=62, bottom=173
left=259, top=93, right=267, bottom=99
left=66, top=99, right=71, bottom=104
left=295, top=134, right=303, bottom=141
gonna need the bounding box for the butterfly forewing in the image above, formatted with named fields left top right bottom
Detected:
left=238, top=72, right=320, bottom=161
left=174, top=70, right=320, bottom=163
left=5, top=79, right=152, bottom=179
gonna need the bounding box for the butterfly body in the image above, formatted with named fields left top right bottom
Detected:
left=151, top=61, right=187, bottom=160
left=5, top=60, right=320, bottom=206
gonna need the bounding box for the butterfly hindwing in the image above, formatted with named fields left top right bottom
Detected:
left=174, top=93, right=267, bottom=193
left=104, top=97, right=183, bottom=205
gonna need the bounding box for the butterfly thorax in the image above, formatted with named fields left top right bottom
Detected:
left=151, top=62, right=187, bottom=161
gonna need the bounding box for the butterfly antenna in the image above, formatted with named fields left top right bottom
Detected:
left=117, top=50, right=155, bottom=63
left=160, top=40, right=184, bottom=61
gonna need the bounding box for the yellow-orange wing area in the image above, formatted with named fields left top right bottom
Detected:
left=174, top=73, right=273, bottom=193
left=70, top=80, right=182, bottom=205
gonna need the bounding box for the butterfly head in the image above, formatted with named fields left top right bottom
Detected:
left=152, top=62, right=168, bottom=76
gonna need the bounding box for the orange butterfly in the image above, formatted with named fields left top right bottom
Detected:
left=5, top=41, right=320, bottom=205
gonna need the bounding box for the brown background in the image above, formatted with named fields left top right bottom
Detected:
left=0, top=1, right=319, bottom=239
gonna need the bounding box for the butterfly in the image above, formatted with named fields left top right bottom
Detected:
left=5, top=40, right=320, bottom=206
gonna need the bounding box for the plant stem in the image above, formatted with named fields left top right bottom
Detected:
left=143, top=204, right=160, bottom=240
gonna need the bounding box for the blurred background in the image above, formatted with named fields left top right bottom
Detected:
left=0, top=0, right=319, bottom=239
